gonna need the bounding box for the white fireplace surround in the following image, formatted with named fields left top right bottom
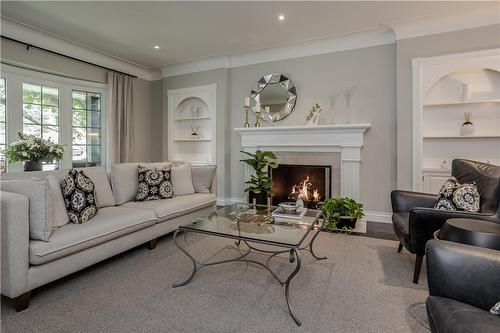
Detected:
left=234, top=124, right=371, bottom=202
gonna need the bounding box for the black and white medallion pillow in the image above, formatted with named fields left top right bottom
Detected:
left=434, top=176, right=480, bottom=212
left=61, top=169, right=98, bottom=224
left=135, top=165, right=174, bottom=201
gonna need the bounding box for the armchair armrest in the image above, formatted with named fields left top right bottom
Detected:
left=391, top=190, right=437, bottom=213
left=426, top=239, right=500, bottom=311
left=0, top=191, right=30, bottom=298
left=407, top=208, right=497, bottom=254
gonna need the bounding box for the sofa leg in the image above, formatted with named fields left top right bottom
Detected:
left=13, top=291, right=31, bottom=312
left=397, top=243, right=403, bottom=253
left=146, top=238, right=158, bottom=250
left=413, top=255, right=424, bottom=284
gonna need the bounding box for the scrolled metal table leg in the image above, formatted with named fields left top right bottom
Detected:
left=284, top=248, right=302, bottom=326
left=308, top=216, right=327, bottom=260
left=172, top=229, right=199, bottom=287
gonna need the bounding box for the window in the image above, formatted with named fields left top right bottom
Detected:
left=1, top=65, right=107, bottom=172
left=22, top=83, right=59, bottom=143
left=72, top=91, right=102, bottom=167
left=0, top=78, right=6, bottom=174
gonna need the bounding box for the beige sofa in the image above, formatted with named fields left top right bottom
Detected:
left=0, top=163, right=216, bottom=311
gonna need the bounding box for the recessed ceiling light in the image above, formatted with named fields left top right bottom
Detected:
left=154, top=45, right=160, bottom=50
left=278, top=14, right=285, bottom=21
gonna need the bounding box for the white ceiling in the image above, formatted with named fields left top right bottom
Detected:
left=1, top=1, right=498, bottom=69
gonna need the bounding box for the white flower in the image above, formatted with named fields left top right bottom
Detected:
left=49, top=146, right=54, bottom=152
left=21, top=151, right=29, bottom=157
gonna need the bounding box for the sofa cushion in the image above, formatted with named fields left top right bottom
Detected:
left=1, top=179, right=52, bottom=241
left=192, top=165, right=216, bottom=193
left=29, top=206, right=157, bottom=265
left=81, top=166, right=115, bottom=208
left=136, top=165, right=174, bottom=201
left=122, top=193, right=216, bottom=222
left=61, top=169, right=98, bottom=224
left=47, top=175, right=70, bottom=227
left=426, top=296, right=500, bottom=333
left=172, top=163, right=195, bottom=196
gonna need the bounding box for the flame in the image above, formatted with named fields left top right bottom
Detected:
left=289, top=176, right=321, bottom=202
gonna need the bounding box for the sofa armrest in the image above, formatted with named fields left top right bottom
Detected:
left=1, top=191, right=30, bottom=298
left=426, top=239, right=500, bottom=311
left=391, top=190, right=437, bottom=213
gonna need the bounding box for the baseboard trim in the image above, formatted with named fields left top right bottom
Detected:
left=365, top=211, right=392, bottom=224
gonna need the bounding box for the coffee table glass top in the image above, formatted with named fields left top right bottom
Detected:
left=180, top=203, right=323, bottom=247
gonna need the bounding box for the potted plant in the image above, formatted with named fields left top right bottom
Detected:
left=319, top=197, right=364, bottom=232
left=4, top=132, right=64, bottom=171
left=240, top=150, right=278, bottom=205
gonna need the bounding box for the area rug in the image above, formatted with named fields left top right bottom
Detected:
left=1, top=232, right=429, bottom=332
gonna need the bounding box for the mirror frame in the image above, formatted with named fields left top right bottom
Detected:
left=251, top=73, right=297, bottom=122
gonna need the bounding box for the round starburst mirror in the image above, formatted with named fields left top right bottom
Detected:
left=251, top=73, right=297, bottom=122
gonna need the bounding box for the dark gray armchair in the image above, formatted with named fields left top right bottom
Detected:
left=425, top=240, right=500, bottom=333
left=391, top=159, right=500, bottom=283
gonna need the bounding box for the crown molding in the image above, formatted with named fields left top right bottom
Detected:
left=162, top=28, right=395, bottom=78
left=387, top=5, right=500, bottom=41
left=0, top=17, right=162, bottom=81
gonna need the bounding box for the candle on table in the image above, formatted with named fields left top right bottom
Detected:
left=244, top=97, right=250, bottom=107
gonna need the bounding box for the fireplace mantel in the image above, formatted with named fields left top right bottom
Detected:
left=234, top=123, right=371, bottom=200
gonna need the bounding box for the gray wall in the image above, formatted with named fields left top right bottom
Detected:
left=395, top=24, right=500, bottom=190
left=0, top=39, right=163, bottom=162
left=228, top=44, right=396, bottom=212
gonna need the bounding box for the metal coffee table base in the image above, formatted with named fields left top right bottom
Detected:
left=172, top=226, right=326, bottom=326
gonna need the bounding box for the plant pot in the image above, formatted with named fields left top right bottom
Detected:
left=336, top=216, right=357, bottom=229
left=23, top=160, right=43, bottom=172
left=248, top=191, right=268, bottom=205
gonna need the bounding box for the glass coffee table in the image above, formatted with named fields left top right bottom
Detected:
left=172, top=203, right=326, bottom=326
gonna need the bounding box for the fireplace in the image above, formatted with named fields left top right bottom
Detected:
left=271, top=164, right=331, bottom=208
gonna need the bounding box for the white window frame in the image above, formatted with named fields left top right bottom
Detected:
left=0, top=64, right=107, bottom=172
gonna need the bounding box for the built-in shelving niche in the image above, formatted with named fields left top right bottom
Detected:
left=167, top=85, right=217, bottom=165
left=421, top=68, right=500, bottom=192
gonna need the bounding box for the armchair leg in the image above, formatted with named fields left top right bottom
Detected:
left=13, top=291, right=31, bottom=312
left=413, top=255, right=424, bottom=284
left=397, top=243, right=403, bottom=253
left=146, top=238, right=158, bottom=250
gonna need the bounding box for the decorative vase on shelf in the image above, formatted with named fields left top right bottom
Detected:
left=23, top=160, right=43, bottom=172
left=461, top=112, right=475, bottom=136
left=190, top=126, right=200, bottom=139
left=460, top=83, right=471, bottom=102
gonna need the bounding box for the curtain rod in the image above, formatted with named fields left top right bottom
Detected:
left=1, top=35, right=138, bottom=78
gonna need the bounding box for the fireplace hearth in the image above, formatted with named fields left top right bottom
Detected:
left=271, top=164, right=331, bottom=208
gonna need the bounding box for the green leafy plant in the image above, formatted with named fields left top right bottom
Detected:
left=4, top=132, right=64, bottom=163
left=319, top=197, right=364, bottom=232
left=240, top=150, right=278, bottom=196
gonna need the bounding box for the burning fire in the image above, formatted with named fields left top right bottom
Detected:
left=289, top=176, right=321, bottom=202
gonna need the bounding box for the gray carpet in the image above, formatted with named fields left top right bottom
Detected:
left=1, top=232, right=430, bottom=332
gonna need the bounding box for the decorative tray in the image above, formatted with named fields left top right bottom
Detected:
left=271, top=207, right=308, bottom=220
left=228, top=211, right=274, bottom=224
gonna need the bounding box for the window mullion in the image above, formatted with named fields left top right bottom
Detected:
left=60, top=85, right=73, bottom=169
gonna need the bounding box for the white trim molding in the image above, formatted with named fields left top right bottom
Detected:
left=364, top=211, right=392, bottom=224
left=1, top=17, right=162, bottom=81
left=411, top=48, right=500, bottom=191
left=235, top=124, right=370, bottom=201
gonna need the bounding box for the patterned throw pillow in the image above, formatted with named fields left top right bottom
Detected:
left=434, top=177, right=480, bottom=212
left=135, top=165, right=174, bottom=201
left=61, top=169, right=98, bottom=224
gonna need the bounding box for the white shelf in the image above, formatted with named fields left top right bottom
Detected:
left=173, top=138, right=212, bottom=142
left=174, top=116, right=211, bottom=121
left=424, top=99, right=500, bottom=107
left=423, top=135, right=500, bottom=139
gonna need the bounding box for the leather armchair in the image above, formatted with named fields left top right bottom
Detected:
left=391, top=159, right=500, bottom=283
left=425, top=240, right=500, bottom=333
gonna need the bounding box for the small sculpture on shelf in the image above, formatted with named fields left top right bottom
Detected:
left=461, top=112, right=475, bottom=136
left=191, top=106, right=199, bottom=118
left=190, top=126, right=200, bottom=140
left=306, top=103, right=322, bottom=126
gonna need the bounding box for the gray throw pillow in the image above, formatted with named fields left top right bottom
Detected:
left=191, top=165, right=216, bottom=193
left=171, top=163, right=195, bottom=196
left=47, top=174, right=70, bottom=227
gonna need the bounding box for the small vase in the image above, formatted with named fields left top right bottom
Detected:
left=249, top=191, right=268, bottom=205
left=23, top=160, right=43, bottom=171
left=461, top=121, right=475, bottom=136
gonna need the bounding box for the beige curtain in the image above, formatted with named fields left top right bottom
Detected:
left=107, top=72, right=134, bottom=165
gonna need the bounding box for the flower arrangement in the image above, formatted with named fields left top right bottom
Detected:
left=4, top=132, right=64, bottom=164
